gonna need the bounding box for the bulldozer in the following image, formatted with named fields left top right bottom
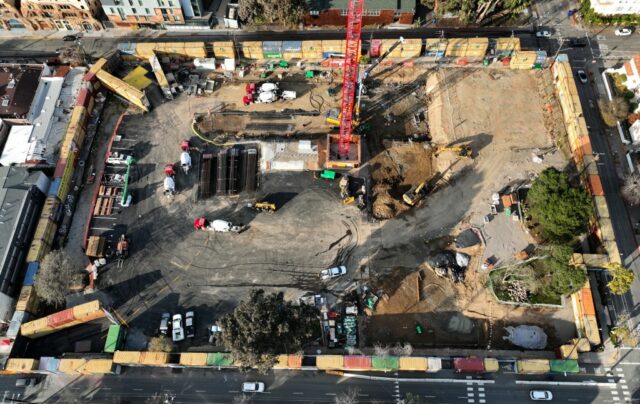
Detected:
left=403, top=181, right=433, bottom=206
left=249, top=201, right=277, bottom=213
left=433, top=144, right=473, bottom=159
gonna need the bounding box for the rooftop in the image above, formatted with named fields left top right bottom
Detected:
left=306, top=0, right=415, bottom=12
left=0, top=64, right=46, bottom=119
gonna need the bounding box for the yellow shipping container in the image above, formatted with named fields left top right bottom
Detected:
left=69, top=106, right=87, bottom=129
left=558, top=344, right=579, bottom=359
left=242, top=41, right=263, bottom=59
left=446, top=38, right=468, bottom=57
left=27, top=240, right=51, bottom=263
left=211, top=42, right=236, bottom=59
left=5, top=358, right=39, bottom=372
left=571, top=338, right=591, bottom=352
left=484, top=358, right=499, bottom=372
left=425, top=38, right=447, bottom=55
left=41, top=196, right=60, bottom=220
left=283, top=52, right=303, bottom=60
left=316, top=355, right=343, bottom=370
left=496, top=37, right=521, bottom=54
left=398, top=357, right=427, bottom=371
left=510, top=51, right=538, bottom=70
left=96, top=70, right=150, bottom=112
left=180, top=353, right=208, bottom=366
left=81, top=359, right=116, bottom=374
left=516, top=359, right=550, bottom=374
left=20, top=317, right=53, bottom=337
left=380, top=39, right=405, bottom=58
left=321, top=40, right=346, bottom=54
left=113, top=351, right=142, bottom=365
left=33, top=218, right=57, bottom=246
left=302, top=40, right=323, bottom=59
left=72, top=300, right=101, bottom=319
left=467, top=38, right=489, bottom=57
left=273, top=355, right=289, bottom=369
left=58, top=359, right=87, bottom=374
left=584, top=315, right=601, bottom=346
left=140, top=352, right=169, bottom=366
left=88, top=58, right=108, bottom=75
left=16, top=286, right=39, bottom=314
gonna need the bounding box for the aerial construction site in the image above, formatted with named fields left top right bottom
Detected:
left=6, top=8, right=601, bottom=366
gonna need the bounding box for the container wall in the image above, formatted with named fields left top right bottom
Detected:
left=23, top=262, right=40, bottom=286
left=47, top=308, right=76, bottom=328
left=206, top=352, right=234, bottom=366
left=5, top=358, right=39, bottom=372
left=16, top=285, right=39, bottom=314
left=82, top=359, right=116, bottom=374
left=180, top=353, right=208, bottom=366
left=398, top=357, right=427, bottom=371
left=26, top=240, right=51, bottom=263
left=58, top=358, right=87, bottom=374
left=302, top=40, right=323, bottom=59
left=453, top=358, right=485, bottom=373
left=211, top=41, right=236, bottom=59
left=113, top=351, right=142, bottom=365
left=371, top=356, right=399, bottom=371
left=316, top=355, right=344, bottom=370
left=139, top=352, right=169, bottom=365
left=33, top=218, right=57, bottom=247
left=483, top=358, right=499, bottom=372
left=516, top=359, right=551, bottom=374
left=37, top=356, right=60, bottom=373
left=343, top=355, right=372, bottom=370
left=549, top=359, right=579, bottom=373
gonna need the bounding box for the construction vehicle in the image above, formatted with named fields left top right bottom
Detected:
left=403, top=181, right=433, bottom=206
left=115, top=234, right=129, bottom=268
left=249, top=201, right=277, bottom=213
left=433, top=144, right=473, bottom=158
left=180, top=151, right=192, bottom=174
left=194, top=217, right=245, bottom=233
left=243, top=82, right=296, bottom=105
left=163, top=163, right=176, bottom=198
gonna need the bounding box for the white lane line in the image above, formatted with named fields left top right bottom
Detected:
left=612, top=397, right=620, bottom=402
left=467, top=400, right=475, bottom=404
left=479, top=400, right=485, bottom=404
left=608, top=379, right=616, bottom=383
left=424, top=395, right=436, bottom=398
left=325, top=393, right=337, bottom=396
left=477, top=387, right=485, bottom=392
left=478, top=393, right=485, bottom=397
left=228, top=390, right=239, bottom=393
left=611, top=390, right=618, bottom=395
left=358, top=394, right=369, bottom=397
left=515, top=381, right=615, bottom=387
left=616, top=368, right=625, bottom=372
left=195, top=390, right=206, bottom=393
left=568, top=399, right=579, bottom=402
left=293, top=392, right=304, bottom=395
left=132, top=388, right=143, bottom=391
left=467, top=392, right=474, bottom=397
left=467, top=387, right=474, bottom=391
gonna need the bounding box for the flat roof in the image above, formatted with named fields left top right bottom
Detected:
left=0, top=64, right=44, bottom=119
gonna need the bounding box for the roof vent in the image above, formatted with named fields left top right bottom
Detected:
left=1, top=99, right=8, bottom=107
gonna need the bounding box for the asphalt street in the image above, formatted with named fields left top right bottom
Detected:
left=2, top=366, right=633, bottom=404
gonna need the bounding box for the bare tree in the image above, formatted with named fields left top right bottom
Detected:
left=233, top=395, right=251, bottom=404
left=506, top=281, right=529, bottom=303
left=373, top=343, right=390, bottom=357
left=391, top=343, right=413, bottom=356
left=34, top=250, right=83, bottom=306
left=335, top=389, right=359, bottom=404
left=621, top=172, right=640, bottom=205
left=148, top=336, right=173, bottom=352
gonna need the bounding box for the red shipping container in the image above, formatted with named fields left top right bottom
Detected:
left=454, top=358, right=485, bottom=373
left=370, top=39, right=382, bottom=57
left=588, top=175, right=604, bottom=196
left=343, top=355, right=372, bottom=370
left=76, top=88, right=91, bottom=109
left=54, top=160, right=66, bottom=178
left=47, top=308, right=76, bottom=328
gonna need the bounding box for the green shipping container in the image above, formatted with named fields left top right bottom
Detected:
left=104, top=325, right=124, bottom=353
left=207, top=352, right=234, bottom=366
left=549, top=359, right=579, bottom=373
left=371, top=356, right=399, bottom=371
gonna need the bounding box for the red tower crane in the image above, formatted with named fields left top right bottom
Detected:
left=337, top=0, right=365, bottom=157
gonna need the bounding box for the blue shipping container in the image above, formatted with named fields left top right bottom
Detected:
left=282, top=41, right=302, bottom=52
left=262, top=41, right=283, bottom=53
left=23, top=262, right=40, bottom=286
left=48, top=177, right=61, bottom=197
left=117, top=42, right=136, bottom=55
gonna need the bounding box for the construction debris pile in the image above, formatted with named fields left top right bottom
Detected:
left=503, top=325, right=548, bottom=349
left=425, top=251, right=469, bottom=283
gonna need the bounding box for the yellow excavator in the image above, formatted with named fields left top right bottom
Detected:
left=403, top=181, right=433, bottom=206
left=433, top=144, right=473, bottom=159
left=249, top=201, right=277, bottom=213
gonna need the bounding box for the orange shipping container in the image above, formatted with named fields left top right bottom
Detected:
left=501, top=194, right=512, bottom=208
left=343, top=355, right=371, bottom=370
left=47, top=308, right=76, bottom=328
left=288, top=355, right=303, bottom=368
left=588, top=175, right=604, bottom=196
left=580, top=288, right=596, bottom=316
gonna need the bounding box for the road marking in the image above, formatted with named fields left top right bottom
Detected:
left=478, top=400, right=485, bottom=404
left=616, top=368, right=624, bottom=372
left=611, top=391, right=618, bottom=395
left=477, top=387, right=484, bottom=392
left=568, top=399, right=579, bottom=402
left=339, top=373, right=495, bottom=384
left=612, top=397, right=620, bottom=402
left=357, top=394, right=368, bottom=397
left=515, top=381, right=615, bottom=387
left=608, top=379, right=616, bottom=383
left=424, top=396, right=436, bottom=398
left=467, top=387, right=474, bottom=391
left=467, top=400, right=474, bottom=403
left=467, top=392, right=474, bottom=397
left=619, top=362, right=640, bottom=365
left=325, top=393, right=336, bottom=396
left=293, top=392, right=304, bottom=395
left=228, top=390, right=239, bottom=393
left=478, top=393, right=485, bottom=397
left=133, top=388, right=143, bottom=391
left=195, top=390, right=206, bottom=393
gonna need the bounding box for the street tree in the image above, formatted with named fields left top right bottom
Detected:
left=148, top=336, right=173, bottom=352
left=543, top=245, right=587, bottom=296
left=238, top=0, right=305, bottom=26
left=527, top=167, right=593, bottom=242
left=419, top=0, right=531, bottom=23
left=610, top=96, right=630, bottom=121
left=621, top=172, right=640, bottom=205
left=335, top=389, right=359, bottom=404
left=218, top=289, right=319, bottom=373
left=598, top=99, right=617, bottom=127
left=606, top=262, right=635, bottom=295
left=34, top=250, right=83, bottom=306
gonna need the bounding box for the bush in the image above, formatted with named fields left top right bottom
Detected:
left=34, top=250, right=83, bottom=306
left=148, top=336, right=172, bottom=352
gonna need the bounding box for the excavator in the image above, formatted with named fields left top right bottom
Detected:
left=403, top=181, right=434, bottom=207
left=249, top=201, right=277, bottom=213
left=433, top=144, right=473, bottom=159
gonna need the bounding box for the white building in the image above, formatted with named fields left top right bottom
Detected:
left=590, top=0, right=640, bottom=15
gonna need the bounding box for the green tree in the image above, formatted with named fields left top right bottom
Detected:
left=606, top=263, right=635, bottom=295
left=542, top=245, right=587, bottom=296
left=34, top=250, right=83, bottom=306
left=527, top=168, right=593, bottom=242
left=219, top=289, right=319, bottom=373
left=148, top=336, right=173, bottom=352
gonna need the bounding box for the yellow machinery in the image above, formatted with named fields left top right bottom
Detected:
left=403, top=181, right=432, bottom=206
left=251, top=202, right=277, bottom=212
left=433, top=145, right=472, bottom=158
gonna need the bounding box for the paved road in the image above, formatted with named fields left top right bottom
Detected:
left=1, top=366, right=630, bottom=404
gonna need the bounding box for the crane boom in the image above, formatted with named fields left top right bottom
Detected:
left=337, top=0, right=364, bottom=157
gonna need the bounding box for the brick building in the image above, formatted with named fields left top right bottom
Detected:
left=0, top=0, right=32, bottom=31
left=100, top=0, right=187, bottom=28
left=304, top=0, right=415, bottom=26
left=20, top=0, right=103, bottom=31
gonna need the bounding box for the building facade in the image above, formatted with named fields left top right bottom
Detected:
left=304, top=0, right=414, bottom=26
left=20, top=0, right=103, bottom=32
left=101, top=0, right=186, bottom=28
left=0, top=0, right=32, bottom=31
left=590, top=0, right=640, bottom=15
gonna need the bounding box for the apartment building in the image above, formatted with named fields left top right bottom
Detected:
left=590, top=0, right=640, bottom=15
left=0, top=0, right=32, bottom=31
left=20, top=0, right=103, bottom=31
left=101, top=0, right=187, bottom=28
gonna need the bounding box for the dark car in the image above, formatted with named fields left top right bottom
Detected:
left=63, top=34, right=78, bottom=41
left=569, top=38, right=587, bottom=48
left=185, top=311, right=195, bottom=338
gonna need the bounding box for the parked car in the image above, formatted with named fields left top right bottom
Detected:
left=242, top=382, right=265, bottom=393
left=159, top=313, right=171, bottom=335
left=320, top=265, right=347, bottom=280
left=15, top=378, right=38, bottom=387
left=577, top=70, right=588, bottom=84
left=614, top=27, right=633, bottom=36
left=536, top=31, right=551, bottom=38
left=185, top=311, right=195, bottom=338
left=63, top=34, right=78, bottom=41
left=172, top=314, right=184, bottom=342
left=568, top=38, right=587, bottom=48
left=530, top=390, right=553, bottom=401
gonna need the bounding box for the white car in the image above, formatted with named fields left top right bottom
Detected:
left=577, top=70, right=588, bottom=84
left=320, top=265, right=347, bottom=280
left=172, top=314, right=184, bottom=342
left=242, top=382, right=265, bottom=393
left=530, top=390, right=553, bottom=401
left=614, top=28, right=633, bottom=36
left=536, top=31, right=551, bottom=38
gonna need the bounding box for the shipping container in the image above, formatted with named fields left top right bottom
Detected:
left=241, top=41, right=263, bottom=60
left=379, top=39, right=405, bottom=59
left=484, top=358, right=499, bottom=372
left=70, top=106, right=88, bottom=129
left=516, top=359, right=550, bottom=374
left=16, top=286, right=39, bottom=314
left=343, top=355, right=372, bottom=370
left=76, top=88, right=91, bottom=109
left=580, top=287, right=596, bottom=316
left=7, top=311, right=29, bottom=339
left=5, top=358, right=38, bottom=373
left=302, top=40, right=323, bottom=59
left=427, top=357, right=442, bottom=372
left=180, top=352, right=208, bottom=366
left=37, top=356, right=60, bottom=374
left=33, top=218, right=57, bottom=247
left=104, top=324, right=124, bottom=353
left=27, top=240, right=51, bottom=263
left=274, top=355, right=289, bottom=368
left=113, top=351, right=142, bottom=365
left=316, top=355, right=344, bottom=370
left=510, top=51, right=538, bottom=70
left=288, top=355, right=302, bottom=369
left=399, top=357, right=427, bottom=371
left=454, top=357, right=485, bottom=373
left=48, top=178, right=61, bottom=198
left=425, top=38, right=447, bottom=57
left=58, top=358, right=87, bottom=374
left=587, top=175, right=604, bottom=196
left=211, top=41, right=236, bottom=59
left=321, top=40, right=346, bottom=55
left=556, top=344, right=579, bottom=359
left=571, top=337, right=590, bottom=352
left=82, top=359, right=119, bottom=374
left=495, top=37, right=521, bottom=56
left=95, top=70, right=150, bottom=112
left=371, top=356, right=399, bottom=371
left=23, top=262, right=39, bottom=286
left=206, top=352, right=234, bottom=366
left=549, top=359, right=579, bottom=373
left=139, top=352, right=169, bottom=366
left=41, top=196, right=61, bottom=222
left=72, top=300, right=102, bottom=319
left=47, top=308, right=76, bottom=328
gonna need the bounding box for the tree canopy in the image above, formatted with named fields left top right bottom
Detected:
left=34, top=250, right=83, bottom=306
left=607, top=263, right=635, bottom=295
left=238, top=0, right=305, bottom=26
left=148, top=336, right=173, bottom=352
left=219, top=289, right=319, bottom=372
left=420, top=0, right=530, bottom=23
left=527, top=168, right=593, bottom=243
